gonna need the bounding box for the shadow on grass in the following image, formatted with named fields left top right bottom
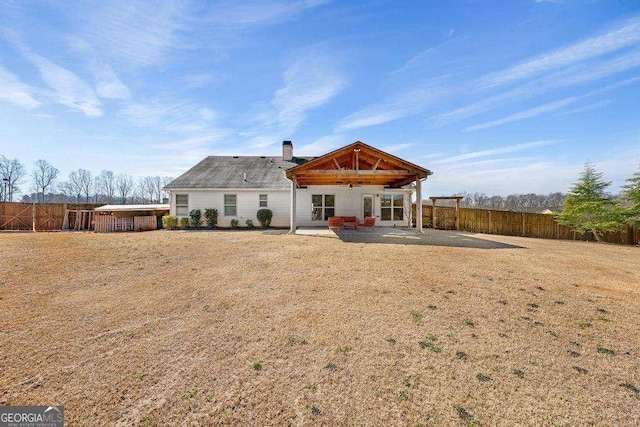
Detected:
left=299, top=227, right=524, bottom=249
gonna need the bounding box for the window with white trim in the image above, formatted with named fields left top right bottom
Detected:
left=380, top=194, right=404, bottom=221
left=224, top=194, right=237, bottom=216
left=176, top=194, right=188, bottom=216
left=259, top=194, right=268, bottom=207
left=311, top=194, right=335, bottom=221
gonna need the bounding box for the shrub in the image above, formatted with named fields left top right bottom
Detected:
left=179, top=217, right=190, bottom=228
left=189, top=209, right=202, bottom=227
left=257, top=209, right=273, bottom=227
left=162, top=215, right=178, bottom=229
left=246, top=219, right=254, bottom=228
left=230, top=219, right=239, bottom=228
left=204, top=208, right=218, bottom=228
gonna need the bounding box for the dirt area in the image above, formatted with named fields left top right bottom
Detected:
left=0, top=229, right=638, bottom=425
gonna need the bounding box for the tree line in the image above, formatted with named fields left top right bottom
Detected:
left=429, top=162, right=640, bottom=242
left=430, top=191, right=567, bottom=213
left=0, top=156, right=172, bottom=204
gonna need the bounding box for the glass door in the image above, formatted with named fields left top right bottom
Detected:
left=362, top=194, right=374, bottom=218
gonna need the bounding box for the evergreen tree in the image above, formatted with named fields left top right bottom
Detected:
left=555, top=162, right=622, bottom=242
left=620, top=164, right=640, bottom=228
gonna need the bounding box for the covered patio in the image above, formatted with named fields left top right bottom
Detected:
left=294, top=226, right=522, bottom=249
left=285, top=141, right=432, bottom=233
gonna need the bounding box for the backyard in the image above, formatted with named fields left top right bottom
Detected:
left=0, top=229, right=638, bottom=425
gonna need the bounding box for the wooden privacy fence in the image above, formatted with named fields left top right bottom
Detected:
left=94, top=215, right=158, bottom=233
left=0, top=203, right=101, bottom=231
left=414, top=204, right=639, bottom=246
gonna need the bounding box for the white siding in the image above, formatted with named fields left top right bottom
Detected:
left=169, top=189, right=291, bottom=227
left=168, top=186, right=414, bottom=228
left=295, top=185, right=412, bottom=227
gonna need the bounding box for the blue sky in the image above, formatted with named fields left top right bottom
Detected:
left=1, top=0, right=639, bottom=197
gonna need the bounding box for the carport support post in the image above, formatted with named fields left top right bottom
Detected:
left=415, top=176, right=424, bottom=233
left=289, top=176, right=297, bottom=233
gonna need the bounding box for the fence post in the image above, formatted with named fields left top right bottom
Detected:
left=522, top=212, right=526, bottom=237
left=32, top=202, right=36, bottom=232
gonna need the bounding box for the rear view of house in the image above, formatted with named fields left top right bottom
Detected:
left=163, top=141, right=432, bottom=230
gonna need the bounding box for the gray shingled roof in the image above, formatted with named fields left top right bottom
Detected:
left=164, top=156, right=314, bottom=190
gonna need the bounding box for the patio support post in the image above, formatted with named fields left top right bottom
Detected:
left=415, top=176, right=424, bottom=233
left=289, top=175, right=297, bottom=233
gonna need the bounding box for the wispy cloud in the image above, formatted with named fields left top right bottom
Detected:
left=478, top=16, right=640, bottom=88
left=297, top=134, right=346, bottom=155
left=345, top=17, right=640, bottom=132
left=0, top=65, right=40, bottom=109
left=380, top=142, right=415, bottom=153
left=8, top=33, right=103, bottom=117
left=68, top=37, right=130, bottom=100
left=82, top=2, right=188, bottom=67
left=273, top=49, right=347, bottom=132
left=335, top=83, right=449, bottom=132
left=121, top=98, right=219, bottom=133
left=244, top=45, right=347, bottom=147
left=203, top=0, right=329, bottom=27
left=466, top=96, right=581, bottom=131
left=183, top=73, right=215, bottom=89
left=432, top=48, right=640, bottom=126
left=556, top=100, right=611, bottom=116
left=431, top=140, right=560, bottom=164
left=465, top=76, right=640, bottom=131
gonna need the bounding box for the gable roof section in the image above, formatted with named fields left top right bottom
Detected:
left=285, top=141, right=432, bottom=188
left=163, top=156, right=314, bottom=190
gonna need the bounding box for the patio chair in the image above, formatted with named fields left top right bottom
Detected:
left=328, top=216, right=343, bottom=230
left=358, top=216, right=375, bottom=231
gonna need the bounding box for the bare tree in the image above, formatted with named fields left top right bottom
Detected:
left=161, top=176, right=173, bottom=203
left=115, top=173, right=134, bottom=204
left=138, top=176, right=156, bottom=203
left=96, top=170, right=116, bottom=203
left=0, top=156, right=26, bottom=202
left=32, top=159, right=59, bottom=202
left=151, top=176, right=163, bottom=203
left=67, top=169, right=93, bottom=202
left=57, top=181, right=77, bottom=202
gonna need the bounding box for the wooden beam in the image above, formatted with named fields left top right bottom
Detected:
left=299, top=169, right=411, bottom=175
left=333, top=158, right=340, bottom=170
left=372, top=158, right=382, bottom=170
left=290, top=175, right=297, bottom=233
left=416, top=176, right=423, bottom=233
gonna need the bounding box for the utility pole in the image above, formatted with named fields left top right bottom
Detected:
left=2, top=177, right=9, bottom=202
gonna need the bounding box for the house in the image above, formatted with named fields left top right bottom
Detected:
left=163, top=141, right=432, bottom=231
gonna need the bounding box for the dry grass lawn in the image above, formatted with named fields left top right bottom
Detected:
left=0, top=229, right=639, bottom=425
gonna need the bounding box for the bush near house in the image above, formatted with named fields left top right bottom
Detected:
left=189, top=209, right=202, bottom=228
left=246, top=219, right=255, bottom=228
left=179, top=217, right=190, bottom=228
left=230, top=219, right=239, bottom=228
left=204, top=208, right=218, bottom=228
left=162, top=215, right=178, bottom=230
left=257, top=209, right=273, bottom=228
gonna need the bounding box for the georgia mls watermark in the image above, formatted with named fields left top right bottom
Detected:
left=0, top=406, right=64, bottom=427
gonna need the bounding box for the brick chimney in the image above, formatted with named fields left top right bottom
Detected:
left=282, top=140, right=293, bottom=161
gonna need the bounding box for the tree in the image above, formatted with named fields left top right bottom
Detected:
left=115, top=173, right=134, bottom=204
left=32, top=160, right=59, bottom=202
left=555, top=162, right=623, bottom=242
left=96, top=170, right=116, bottom=203
left=137, top=176, right=156, bottom=203
left=620, top=163, right=640, bottom=228
left=67, top=169, right=93, bottom=202
left=0, top=156, right=26, bottom=202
